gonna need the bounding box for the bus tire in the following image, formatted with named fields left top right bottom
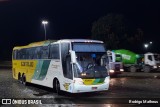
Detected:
left=53, top=79, right=56, bottom=92
left=18, top=73, right=22, bottom=83
left=130, top=66, right=137, bottom=72
left=22, top=75, right=27, bottom=86
left=143, top=66, right=150, bottom=73
left=56, top=80, right=62, bottom=95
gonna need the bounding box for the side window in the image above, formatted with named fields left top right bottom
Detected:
left=41, top=46, right=49, bottom=59
left=21, top=49, right=27, bottom=59
left=34, top=47, right=42, bottom=59
left=17, top=50, right=20, bottom=59
left=66, top=56, right=73, bottom=79
left=28, top=48, right=34, bottom=59
left=19, top=50, right=22, bottom=59
left=61, top=43, right=70, bottom=60
left=50, top=44, right=60, bottom=59
left=13, top=50, right=17, bottom=59
left=24, top=49, right=27, bottom=59
left=25, top=49, right=29, bottom=59
left=148, top=55, right=152, bottom=61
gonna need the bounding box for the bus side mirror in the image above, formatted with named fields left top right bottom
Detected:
left=69, top=50, right=76, bottom=63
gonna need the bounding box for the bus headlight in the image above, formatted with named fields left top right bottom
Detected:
left=81, top=73, right=86, bottom=76
left=109, top=70, right=114, bottom=73
left=120, top=69, right=124, bottom=72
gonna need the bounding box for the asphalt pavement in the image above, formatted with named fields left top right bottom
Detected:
left=0, top=64, right=160, bottom=107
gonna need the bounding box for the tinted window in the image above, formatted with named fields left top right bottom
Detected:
left=28, top=47, right=35, bottom=59
left=18, top=49, right=27, bottom=59
left=33, top=47, right=42, bottom=59
left=148, top=55, right=152, bottom=61
left=66, top=56, right=73, bottom=79
left=41, top=46, right=49, bottom=59
left=13, top=50, right=17, bottom=59
left=14, top=46, right=50, bottom=60
left=61, top=43, right=72, bottom=79
left=50, top=44, right=60, bottom=59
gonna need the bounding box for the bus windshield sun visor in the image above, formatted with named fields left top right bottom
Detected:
left=73, top=43, right=106, bottom=52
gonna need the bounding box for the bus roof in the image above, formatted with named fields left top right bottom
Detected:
left=13, top=39, right=104, bottom=50
left=13, top=40, right=55, bottom=50
left=58, top=39, right=103, bottom=43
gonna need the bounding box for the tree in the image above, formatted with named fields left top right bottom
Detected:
left=91, top=14, right=144, bottom=52
left=91, top=14, right=126, bottom=49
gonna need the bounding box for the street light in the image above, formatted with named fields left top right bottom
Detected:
left=42, top=20, right=48, bottom=40
left=144, top=44, right=149, bottom=49
left=150, top=41, right=152, bottom=44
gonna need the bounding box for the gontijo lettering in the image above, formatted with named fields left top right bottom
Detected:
left=21, top=62, right=34, bottom=67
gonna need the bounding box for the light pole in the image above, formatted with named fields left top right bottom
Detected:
left=42, top=20, right=48, bottom=40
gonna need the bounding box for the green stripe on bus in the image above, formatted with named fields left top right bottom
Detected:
left=38, top=60, right=51, bottom=80
left=98, top=78, right=105, bottom=83
left=32, top=60, right=43, bottom=80
left=93, top=78, right=105, bottom=85
left=32, top=60, right=51, bottom=80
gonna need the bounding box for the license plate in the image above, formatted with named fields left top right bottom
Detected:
left=92, top=87, right=97, bottom=90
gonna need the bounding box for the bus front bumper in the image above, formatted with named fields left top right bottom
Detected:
left=71, top=77, right=110, bottom=93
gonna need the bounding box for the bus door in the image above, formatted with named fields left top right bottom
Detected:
left=61, top=43, right=74, bottom=92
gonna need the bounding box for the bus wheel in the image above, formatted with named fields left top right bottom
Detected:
left=22, top=75, right=27, bottom=86
left=144, top=66, right=150, bottom=73
left=56, top=80, right=62, bottom=95
left=53, top=79, right=56, bottom=92
left=18, top=73, right=22, bottom=83
left=130, top=66, right=137, bottom=72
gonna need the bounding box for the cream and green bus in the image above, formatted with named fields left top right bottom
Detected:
left=12, top=39, right=110, bottom=94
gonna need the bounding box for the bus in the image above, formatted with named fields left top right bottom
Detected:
left=12, top=39, right=110, bottom=94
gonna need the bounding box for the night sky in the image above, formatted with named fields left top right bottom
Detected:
left=0, top=0, right=160, bottom=60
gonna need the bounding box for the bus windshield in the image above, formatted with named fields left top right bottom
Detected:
left=72, top=43, right=108, bottom=79
left=73, top=52, right=108, bottom=79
